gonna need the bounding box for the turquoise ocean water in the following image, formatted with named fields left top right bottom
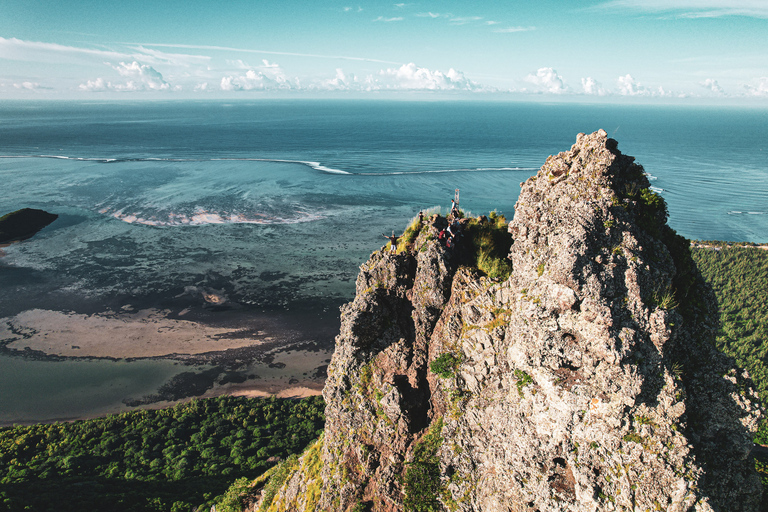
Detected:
left=1, top=100, right=766, bottom=423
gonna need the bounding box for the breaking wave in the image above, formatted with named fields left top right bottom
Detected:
left=100, top=208, right=324, bottom=226
left=0, top=155, right=533, bottom=176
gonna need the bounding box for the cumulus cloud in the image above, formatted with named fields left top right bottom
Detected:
left=616, top=74, right=650, bottom=96
left=700, top=78, right=725, bottom=95
left=525, top=67, right=570, bottom=94
left=319, top=69, right=346, bottom=90
left=78, top=61, right=171, bottom=92
left=743, top=77, right=768, bottom=96
left=13, top=81, right=42, bottom=90
left=378, top=63, right=485, bottom=91
left=581, top=77, right=609, bottom=96
left=219, top=61, right=295, bottom=91
left=374, top=16, right=403, bottom=22
left=112, top=61, right=170, bottom=90
left=79, top=77, right=109, bottom=91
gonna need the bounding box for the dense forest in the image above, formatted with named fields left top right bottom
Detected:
left=692, top=245, right=768, bottom=490
left=0, top=395, right=324, bottom=511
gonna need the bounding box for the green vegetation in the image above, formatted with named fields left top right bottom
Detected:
left=0, top=395, right=324, bottom=512
left=403, top=418, right=444, bottom=512
left=692, top=246, right=768, bottom=399
left=464, top=211, right=513, bottom=280
left=514, top=369, right=533, bottom=397
left=430, top=353, right=461, bottom=379
left=692, top=245, right=768, bottom=470
left=397, top=215, right=425, bottom=253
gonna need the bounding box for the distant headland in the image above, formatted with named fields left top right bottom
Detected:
left=0, top=208, right=58, bottom=245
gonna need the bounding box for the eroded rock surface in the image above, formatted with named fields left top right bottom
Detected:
left=255, top=130, right=764, bottom=512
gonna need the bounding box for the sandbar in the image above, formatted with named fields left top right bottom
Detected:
left=0, top=308, right=270, bottom=359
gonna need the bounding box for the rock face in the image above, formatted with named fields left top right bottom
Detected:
left=256, top=130, right=764, bottom=511
left=0, top=208, right=58, bottom=244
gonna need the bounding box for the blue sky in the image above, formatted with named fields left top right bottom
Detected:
left=1, top=0, right=767, bottom=102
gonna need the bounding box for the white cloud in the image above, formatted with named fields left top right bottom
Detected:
left=493, top=26, right=535, bottom=33
left=743, top=77, right=768, bottom=96
left=617, top=74, right=650, bottom=96
left=79, top=77, right=109, bottom=91
left=700, top=78, right=725, bottom=95
left=194, top=82, right=209, bottom=91
left=112, top=61, right=170, bottom=90
left=449, top=16, right=483, bottom=25
left=374, top=16, right=403, bottom=22
left=486, top=21, right=500, bottom=25
left=377, top=63, right=487, bottom=91
left=13, top=81, right=42, bottom=90
left=126, top=46, right=211, bottom=67
left=78, top=61, right=171, bottom=92
left=0, top=36, right=127, bottom=62
left=416, top=12, right=443, bottom=18
left=595, top=0, right=768, bottom=18
left=343, top=6, right=363, bottom=12
left=219, top=61, right=295, bottom=91
left=525, top=67, right=570, bottom=94
left=321, top=68, right=354, bottom=90
left=581, top=77, right=609, bottom=96
left=0, top=37, right=209, bottom=71
left=126, top=43, right=402, bottom=65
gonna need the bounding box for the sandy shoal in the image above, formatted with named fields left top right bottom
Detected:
left=0, top=308, right=268, bottom=358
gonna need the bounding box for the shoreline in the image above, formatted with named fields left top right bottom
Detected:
left=0, top=303, right=337, bottom=426
left=0, top=382, right=325, bottom=427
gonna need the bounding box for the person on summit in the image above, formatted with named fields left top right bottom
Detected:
left=383, top=231, right=398, bottom=252
left=450, top=199, right=460, bottom=218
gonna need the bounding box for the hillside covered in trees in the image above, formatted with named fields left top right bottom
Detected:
left=0, top=396, right=324, bottom=511
left=692, top=246, right=768, bottom=458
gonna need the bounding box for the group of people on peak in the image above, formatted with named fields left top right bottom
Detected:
left=382, top=195, right=462, bottom=253
left=439, top=217, right=462, bottom=249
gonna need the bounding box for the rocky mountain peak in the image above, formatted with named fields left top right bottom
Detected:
left=252, top=131, right=763, bottom=512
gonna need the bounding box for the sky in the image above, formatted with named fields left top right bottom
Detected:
left=1, top=0, right=767, bottom=102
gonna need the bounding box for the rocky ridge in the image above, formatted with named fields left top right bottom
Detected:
left=253, top=130, right=764, bottom=511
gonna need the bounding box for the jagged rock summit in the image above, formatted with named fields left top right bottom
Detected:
left=254, top=130, right=763, bottom=511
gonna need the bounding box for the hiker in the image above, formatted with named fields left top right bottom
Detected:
left=418, top=211, right=424, bottom=224
left=383, top=231, right=398, bottom=252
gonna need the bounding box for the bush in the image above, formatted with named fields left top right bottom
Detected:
left=430, top=353, right=461, bottom=379
left=464, top=213, right=513, bottom=280
left=403, top=419, right=444, bottom=512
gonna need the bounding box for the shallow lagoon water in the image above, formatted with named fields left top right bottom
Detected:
left=1, top=100, right=766, bottom=423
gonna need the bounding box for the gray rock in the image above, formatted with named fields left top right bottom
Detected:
left=255, top=130, right=764, bottom=512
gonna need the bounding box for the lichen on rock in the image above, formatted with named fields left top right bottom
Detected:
left=254, top=130, right=764, bottom=512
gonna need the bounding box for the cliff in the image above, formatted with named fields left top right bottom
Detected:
left=253, top=130, right=764, bottom=511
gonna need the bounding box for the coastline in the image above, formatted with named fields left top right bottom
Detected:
left=0, top=303, right=337, bottom=426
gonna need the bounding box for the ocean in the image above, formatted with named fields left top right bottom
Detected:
left=1, top=100, right=766, bottom=424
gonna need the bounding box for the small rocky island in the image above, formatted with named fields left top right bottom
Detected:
left=0, top=208, right=58, bottom=244
left=248, top=130, right=763, bottom=511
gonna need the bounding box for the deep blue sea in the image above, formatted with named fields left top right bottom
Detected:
left=1, top=100, right=766, bottom=423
